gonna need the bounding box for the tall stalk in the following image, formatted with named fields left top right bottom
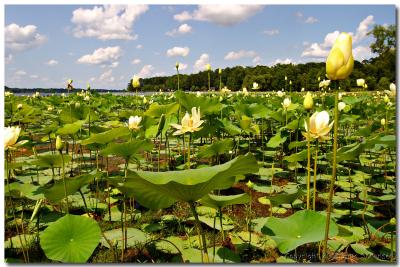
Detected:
left=189, top=202, right=209, bottom=263
left=61, top=152, right=69, bottom=213
left=313, top=140, right=319, bottom=211
left=306, top=112, right=311, bottom=209
left=322, top=87, right=339, bottom=262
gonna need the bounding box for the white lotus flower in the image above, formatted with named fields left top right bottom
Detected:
left=252, top=82, right=259, bottom=90
left=319, top=80, right=331, bottom=88
left=303, top=111, right=334, bottom=141
left=221, top=87, right=231, bottom=93
left=170, top=107, right=204, bottom=135
left=17, top=104, right=23, bottom=109
left=84, top=95, right=90, bottom=101
left=338, top=102, right=346, bottom=112
left=242, top=87, right=249, bottom=96
left=277, top=90, right=284, bottom=97
left=5, top=91, right=13, bottom=97
left=128, top=116, right=142, bottom=131
left=5, top=126, right=21, bottom=149
left=356, top=79, right=365, bottom=87
left=282, top=98, right=291, bottom=110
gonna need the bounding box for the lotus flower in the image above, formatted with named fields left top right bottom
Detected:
left=303, top=92, right=313, bottom=110
left=356, top=79, right=365, bottom=87
left=319, top=80, right=331, bottom=88
left=205, top=64, right=211, bottom=71
left=17, top=104, right=23, bottom=109
left=303, top=111, right=334, bottom=141
left=326, top=32, right=354, bottom=80
left=338, top=102, right=346, bottom=112
left=282, top=98, right=291, bottom=110
left=5, top=126, right=21, bottom=149
left=132, top=75, right=140, bottom=88
left=381, top=118, right=386, bottom=126
left=277, top=90, right=284, bottom=97
left=128, top=116, right=142, bottom=131
left=242, top=87, right=249, bottom=96
left=171, top=107, right=204, bottom=135
left=252, top=82, right=259, bottom=90
left=5, top=91, right=12, bottom=97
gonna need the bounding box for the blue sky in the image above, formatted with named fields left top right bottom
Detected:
left=5, top=4, right=395, bottom=90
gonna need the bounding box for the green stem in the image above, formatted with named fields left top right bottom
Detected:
left=189, top=202, right=209, bottom=263
left=306, top=112, right=311, bottom=210
left=313, top=140, right=319, bottom=211
left=218, top=207, right=225, bottom=241
left=187, top=133, right=191, bottom=169
left=61, top=152, right=69, bottom=213
left=208, top=71, right=211, bottom=91
left=322, top=88, right=339, bottom=262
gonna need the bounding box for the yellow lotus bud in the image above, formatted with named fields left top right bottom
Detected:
left=384, top=95, right=390, bottom=103
left=246, top=180, right=254, bottom=189
left=75, top=102, right=80, bottom=108
left=56, top=135, right=63, bottom=151
left=381, top=118, right=386, bottom=126
left=303, top=92, right=313, bottom=110
left=205, top=63, right=211, bottom=71
left=218, top=68, right=222, bottom=75
left=356, top=79, right=365, bottom=87
left=326, top=32, right=354, bottom=80
left=176, top=62, right=179, bottom=69
left=17, top=103, right=23, bottom=109
left=132, top=75, right=140, bottom=88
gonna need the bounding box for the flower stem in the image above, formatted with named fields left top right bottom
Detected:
left=187, top=133, right=191, bottom=169
left=313, top=140, right=319, bottom=211
left=306, top=112, right=311, bottom=210
left=322, top=88, right=339, bottom=262
left=189, top=202, right=209, bottom=263
left=61, top=152, right=69, bottom=213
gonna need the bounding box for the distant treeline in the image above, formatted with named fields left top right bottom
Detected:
left=4, top=87, right=121, bottom=94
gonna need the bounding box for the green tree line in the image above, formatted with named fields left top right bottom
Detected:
left=127, top=24, right=395, bottom=93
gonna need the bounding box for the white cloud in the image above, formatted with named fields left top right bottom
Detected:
left=30, top=74, right=39, bottom=79
left=166, top=23, right=193, bottom=36
left=305, top=16, right=318, bottom=24
left=99, top=69, right=115, bottom=82
left=15, top=70, right=27, bottom=76
left=193, top=53, right=209, bottom=72
left=131, top=58, right=141, bottom=64
left=166, top=46, right=190, bottom=57
left=46, top=59, right=58, bottom=66
left=263, top=29, right=279, bottom=36
left=176, top=63, right=188, bottom=71
left=77, top=46, right=122, bottom=65
left=174, top=5, right=263, bottom=26
left=353, top=45, right=373, bottom=61
left=154, top=72, right=167, bottom=77
left=5, top=23, right=47, bottom=51
left=71, top=5, right=148, bottom=40
left=267, top=58, right=295, bottom=66
left=301, top=15, right=375, bottom=59
left=253, top=56, right=262, bottom=65
left=138, top=64, right=154, bottom=78
left=224, top=50, right=257, bottom=60
left=5, top=54, right=13, bottom=64
left=136, top=44, right=143, bottom=49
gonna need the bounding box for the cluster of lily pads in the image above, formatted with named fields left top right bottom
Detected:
left=4, top=32, right=396, bottom=263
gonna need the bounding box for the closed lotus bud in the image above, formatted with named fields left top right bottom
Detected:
left=218, top=68, right=222, bottom=75
left=252, top=82, right=259, bottom=90
left=303, top=92, right=313, bottom=110
left=246, top=180, right=254, bottom=189
left=356, top=79, right=365, bottom=87
left=289, top=80, right=292, bottom=85
left=56, top=135, right=63, bottom=151
left=384, top=95, right=390, bottom=103
left=75, top=102, right=80, bottom=108
left=87, top=83, right=91, bottom=91
left=17, top=103, right=23, bottom=109
left=389, top=83, right=396, bottom=96
left=282, top=98, right=291, bottom=110
left=205, top=63, right=211, bottom=71
left=132, top=75, right=140, bottom=88
left=390, top=217, right=396, bottom=226
left=338, top=101, right=346, bottom=112
left=285, top=76, right=287, bottom=81
left=175, top=62, right=179, bottom=69
left=143, top=97, right=147, bottom=104
left=48, top=106, right=53, bottom=111
left=84, top=95, right=90, bottom=101
left=326, top=32, right=354, bottom=80
left=381, top=118, right=386, bottom=126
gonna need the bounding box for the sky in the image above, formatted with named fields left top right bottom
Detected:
left=4, top=4, right=396, bottom=90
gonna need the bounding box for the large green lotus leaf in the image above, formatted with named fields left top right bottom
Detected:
left=44, top=173, right=97, bottom=203
left=144, top=102, right=179, bottom=117
left=108, top=153, right=258, bottom=209
left=187, top=215, right=235, bottom=231
left=32, top=153, right=71, bottom=168
left=100, top=139, right=154, bottom=159
left=197, top=139, right=233, bottom=159
left=7, top=182, right=44, bottom=200
left=284, top=149, right=312, bottom=163
left=268, top=189, right=305, bottom=207
left=218, top=118, right=242, bottom=136
left=267, top=131, right=287, bottom=148
left=100, top=228, right=149, bottom=249
left=175, top=91, right=223, bottom=115
left=5, top=234, right=35, bottom=249
left=199, top=193, right=250, bottom=209
left=40, top=214, right=101, bottom=263
left=80, top=127, right=130, bottom=145
left=262, top=210, right=338, bottom=253
left=327, top=142, right=364, bottom=163
left=56, top=120, right=85, bottom=135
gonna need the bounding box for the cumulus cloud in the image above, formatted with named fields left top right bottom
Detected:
left=166, top=46, right=190, bottom=57
left=296, top=12, right=318, bottom=24
left=131, top=58, right=141, bottom=65
left=270, top=58, right=295, bottom=65
left=46, top=59, right=58, bottom=66
left=174, top=5, right=263, bottom=26
left=176, top=63, right=188, bottom=71
left=30, top=74, right=39, bottom=79
left=253, top=56, right=262, bottom=66
left=99, top=69, right=115, bottom=82
left=353, top=45, right=373, bottom=61
left=263, top=29, right=279, bottom=36
left=136, top=44, right=143, bottom=49
left=5, top=23, right=47, bottom=51
left=71, top=5, right=148, bottom=40
left=138, top=64, right=154, bottom=78
left=224, top=50, right=257, bottom=60
left=166, top=23, right=193, bottom=36
left=77, top=46, right=122, bottom=65
left=193, top=53, right=210, bottom=72
left=301, top=15, right=375, bottom=59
